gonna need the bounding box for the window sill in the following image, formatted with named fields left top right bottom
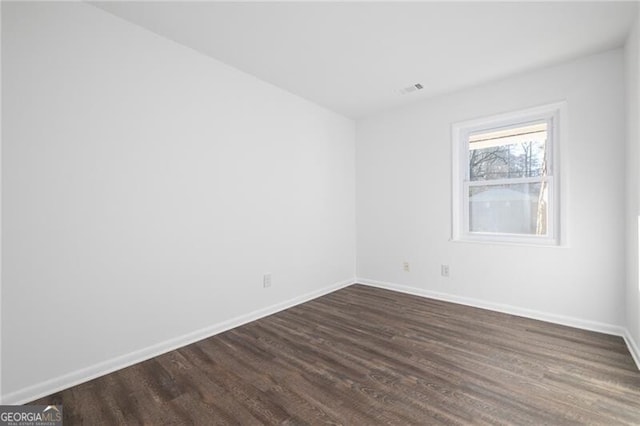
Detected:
left=450, top=237, right=567, bottom=248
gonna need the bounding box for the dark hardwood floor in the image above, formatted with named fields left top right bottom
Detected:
left=33, top=284, right=640, bottom=425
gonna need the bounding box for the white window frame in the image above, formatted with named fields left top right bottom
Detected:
left=451, top=102, right=566, bottom=246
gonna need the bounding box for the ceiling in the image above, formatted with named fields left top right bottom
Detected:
left=93, top=1, right=638, bottom=119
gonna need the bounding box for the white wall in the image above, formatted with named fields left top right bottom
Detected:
left=1, top=2, right=355, bottom=402
left=0, top=0, right=3, bottom=402
left=625, top=11, right=640, bottom=361
left=356, top=49, right=626, bottom=330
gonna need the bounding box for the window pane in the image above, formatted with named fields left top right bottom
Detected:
left=469, top=122, right=547, bottom=181
left=469, top=182, right=548, bottom=235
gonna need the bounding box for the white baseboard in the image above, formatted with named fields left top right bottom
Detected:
left=357, top=277, right=640, bottom=368
left=2, top=277, right=356, bottom=405
left=622, top=329, right=640, bottom=370
left=5, top=276, right=637, bottom=405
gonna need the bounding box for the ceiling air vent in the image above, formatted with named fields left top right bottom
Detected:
left=400, top=83, right=424, bottom=95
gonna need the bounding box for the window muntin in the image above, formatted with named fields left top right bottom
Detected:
left=452, top=104, right=562, bottom=245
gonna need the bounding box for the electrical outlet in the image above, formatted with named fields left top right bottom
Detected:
left=263, top=273, right=272, bottom=288
left=403, top=261, right=410, bottom=272
left=441, top=264, right=450, bottom=277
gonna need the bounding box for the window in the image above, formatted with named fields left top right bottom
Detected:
left=451, top=103, right=564, bottom=245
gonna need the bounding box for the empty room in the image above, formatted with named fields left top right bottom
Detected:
left=2, top=0, right=640, bottom=424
